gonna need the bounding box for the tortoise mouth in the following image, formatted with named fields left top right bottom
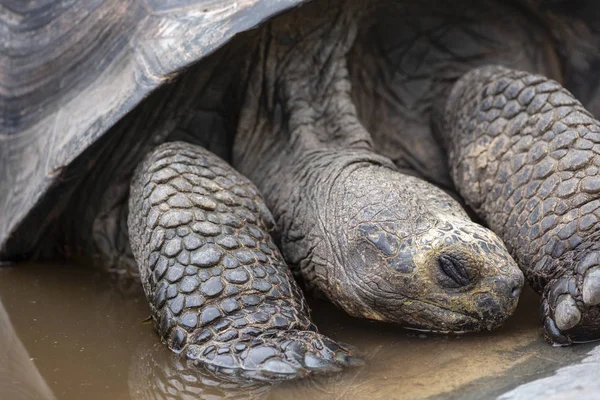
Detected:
left=405, top=300, right=503, bottom=333
left=367, top=295, right=511, bottom=333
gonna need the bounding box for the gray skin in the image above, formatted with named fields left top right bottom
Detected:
left=2, top=0, right=600, bottom=382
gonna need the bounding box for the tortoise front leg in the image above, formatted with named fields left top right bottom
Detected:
left=439, top=65, right=600, bottom=344
left=127, top=141, right=357, bottom=381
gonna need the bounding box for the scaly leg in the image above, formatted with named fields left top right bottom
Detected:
left=439, top=65, right=600, bottom=344
left=128, top=142, right=357, bottom=381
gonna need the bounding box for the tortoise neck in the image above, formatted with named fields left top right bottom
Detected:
left=232, top=0, right=373, bottom=181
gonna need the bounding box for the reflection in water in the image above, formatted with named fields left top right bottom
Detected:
left=0, top=264, right=598, bottom=400
left=129, top=343, right=275, bottom=400
left=0, top=300, right=55, bottom=400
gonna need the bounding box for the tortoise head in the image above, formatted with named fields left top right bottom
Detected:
left=330, top=169, right=524, bottom=333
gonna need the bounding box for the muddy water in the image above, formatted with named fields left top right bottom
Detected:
left=0, top=264, right=596, bottom=400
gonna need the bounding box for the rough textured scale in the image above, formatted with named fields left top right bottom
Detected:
left=128, top=142, right=357, bottom=379
left=440, top=65, right=600, bottom=343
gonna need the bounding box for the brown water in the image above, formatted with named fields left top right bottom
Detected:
left=0, top=264, right=595, bottom=400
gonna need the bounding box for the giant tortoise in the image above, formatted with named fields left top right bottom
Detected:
left=2, top=0, right=600, bottom=382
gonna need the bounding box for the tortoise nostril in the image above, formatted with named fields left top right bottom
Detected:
left=511, top=285, right=521, bottom=298
left=438, top=254, right=471, bottom=288
left=494, top=275, right=522, bottom=299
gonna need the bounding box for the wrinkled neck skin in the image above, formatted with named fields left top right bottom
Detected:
left=235, top=2, right=372, bottom=166
left=233, top=0, right=382, bottom=310
left=233, top=0, right=522, bottom=329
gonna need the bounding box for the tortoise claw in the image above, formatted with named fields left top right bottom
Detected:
left=582, top=267, right=600, bottom=306
left=543, top=314, right=572, bottom=346
left=541, top=294, right=572, bottom=346
left=541, top=268, right=600, bottom=345
left=554, top=294, right=581, bottom=331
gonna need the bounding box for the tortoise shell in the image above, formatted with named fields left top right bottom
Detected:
left=0, top=0, right=307, bottom=259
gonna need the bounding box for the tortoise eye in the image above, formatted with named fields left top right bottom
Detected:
left=438, top=254, right=471, bottom=288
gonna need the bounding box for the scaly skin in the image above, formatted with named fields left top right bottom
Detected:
left=332, top=167, right=522, bottom=330
left=128, top=142, right=358, bottom=380
left=440, top=65, right=600, bottom=344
